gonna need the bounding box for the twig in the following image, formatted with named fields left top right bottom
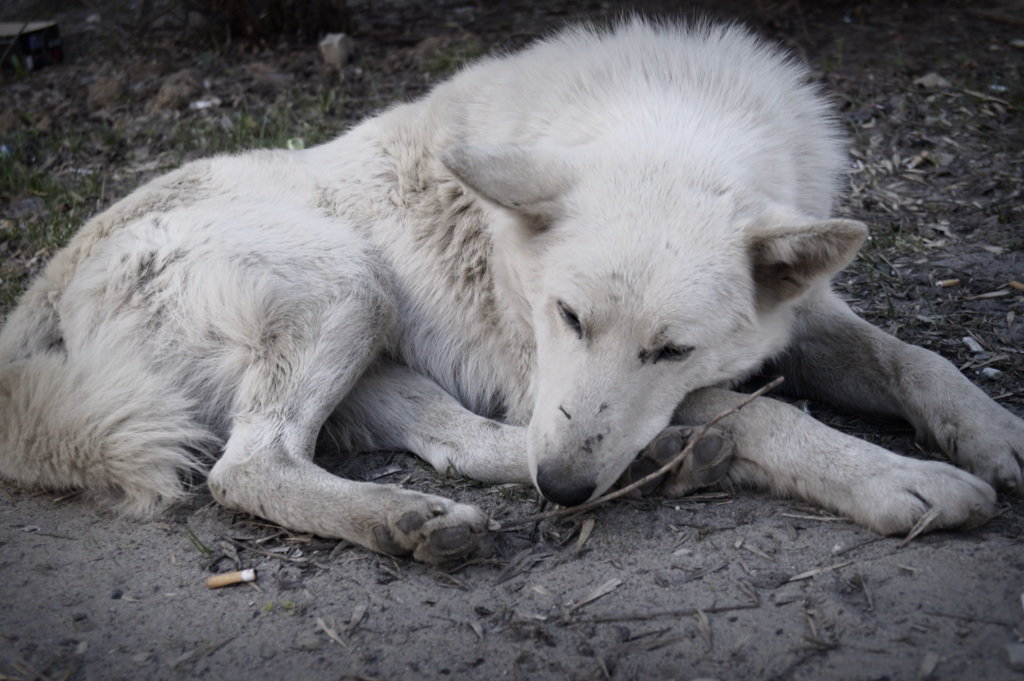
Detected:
left=960, top=89, right=1014, bottom=109
left=220, top=535, right=312, bottom=564
left=181, top=525, right=214, bottom=556
left=577, top=600, right=760, bottom=624
left=900, top=506, right=942, bottom=546
left=498, top=377, right=784, bottom=529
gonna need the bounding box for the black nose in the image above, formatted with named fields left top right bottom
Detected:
left=536, top=468, right=596, bottom=506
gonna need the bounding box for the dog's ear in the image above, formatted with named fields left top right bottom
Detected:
left=441, top=144, right=574, bottom=221
left=747, top=219, right=867, bottom=309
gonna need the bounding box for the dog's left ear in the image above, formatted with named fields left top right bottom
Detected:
left=747, top=219, right=868, bottom=309
left=441, top=144, right=574, bottom=221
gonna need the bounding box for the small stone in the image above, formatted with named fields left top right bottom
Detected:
left=1005, top=642, right=1024, bottom=671
left=189, top=97, right=221, bottom=111
left=962, top=336, right=984, bottom=354
left=980, top=367, right=1002, bottom=379
left=913, top=72, right=951, bottom=89
left=319, top=33, right=354, bottom=69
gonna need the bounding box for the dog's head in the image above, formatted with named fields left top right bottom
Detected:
left=442, top=144, right=866, bottom=505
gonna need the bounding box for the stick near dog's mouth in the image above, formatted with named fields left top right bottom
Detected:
left=497, top=376, right=785, bottom=529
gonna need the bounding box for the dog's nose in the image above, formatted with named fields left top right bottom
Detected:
left=535, top=468, right=596, bottom=506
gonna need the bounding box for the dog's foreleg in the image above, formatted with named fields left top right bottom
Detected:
left=676, top=388, right=995, bottom=535
left=206, top=275, right=485, bottom=564
left=334, top=362, right=531, bottom=484
left=773, top=288, right=1024, bottom=494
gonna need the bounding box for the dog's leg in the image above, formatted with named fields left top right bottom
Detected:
left=772, top=288, right=1024, bottom=494
left=206, top=286, right=485, bottom=565
left=333, top=362, right=531, bottom=484
left=675, top=388, right=995, bottom=534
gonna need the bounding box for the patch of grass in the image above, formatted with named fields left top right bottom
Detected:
left=820, top=36, right=846, bottom=73
left=0, top=128, right=115, bottom=311
left=164, top=86, right=345, bottom=160
left=262, top=600, right=300, bottom=616
left=420, top=36, right=487, bottom=77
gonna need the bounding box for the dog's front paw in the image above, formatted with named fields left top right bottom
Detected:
left=851, top=460, right=996, bottom=535
left=928, top=407, right=1024, bottom=497
left=618, top=425, right=733, bottom=497
left=371, top=493, right=486, bottom=564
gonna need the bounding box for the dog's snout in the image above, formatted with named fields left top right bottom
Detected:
left=535, top=468, right=596, bottom=507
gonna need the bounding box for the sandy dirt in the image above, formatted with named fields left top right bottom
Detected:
left=1, top=1, right=1023, bottom=680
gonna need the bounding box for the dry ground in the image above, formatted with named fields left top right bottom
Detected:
left=1, top=1, right=1023, bottom=680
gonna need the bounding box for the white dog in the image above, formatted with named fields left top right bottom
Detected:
left=1, top=20, right=1020, bottom=563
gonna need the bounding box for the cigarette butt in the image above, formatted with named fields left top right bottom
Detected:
left=1009, top=280, right=1024, bottom=292
left=206, top=568, right=256, bottom=589
left=936, top=278, right=961, bottom=288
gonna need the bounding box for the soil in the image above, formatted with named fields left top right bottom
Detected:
left=1, top=1, right=1023, bottom=680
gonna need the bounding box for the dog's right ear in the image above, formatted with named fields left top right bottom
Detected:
left=747, top=219, right=868, bottom=310
left=441, top=144, right=574, bottom=222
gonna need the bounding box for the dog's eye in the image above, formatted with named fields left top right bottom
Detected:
left=656, top=344, right=693, bottom=362
left=640, top=343, right=694, bottom=364
left=557, top=300, right=583, bottom=338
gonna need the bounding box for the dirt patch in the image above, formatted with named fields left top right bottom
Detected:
left=1, top=1, right=1022, bottom=680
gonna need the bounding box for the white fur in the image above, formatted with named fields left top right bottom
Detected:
left=0, top=20, right=1020, bottom=561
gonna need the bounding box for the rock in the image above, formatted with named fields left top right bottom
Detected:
left=86, top=75, right=125, bottom=112
left=149, top=69, right=202, bottom=112
left=189, top=97, right=222, bottom=111
left=319, top=33, right=354, bottom=69
left=913, top=72, right=951, bottom=89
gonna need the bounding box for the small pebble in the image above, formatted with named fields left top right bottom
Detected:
left=319, top=33, right=355, bottom=69
left=961, top=336, right=984, bottom=353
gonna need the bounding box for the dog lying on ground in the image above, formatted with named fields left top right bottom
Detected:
left=1, top=20, right=1021, bottom=563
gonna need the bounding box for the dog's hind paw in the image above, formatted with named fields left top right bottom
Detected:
left=371, top=494, right=487, bottom=564
left=618, top=425, right=733, bottom=497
